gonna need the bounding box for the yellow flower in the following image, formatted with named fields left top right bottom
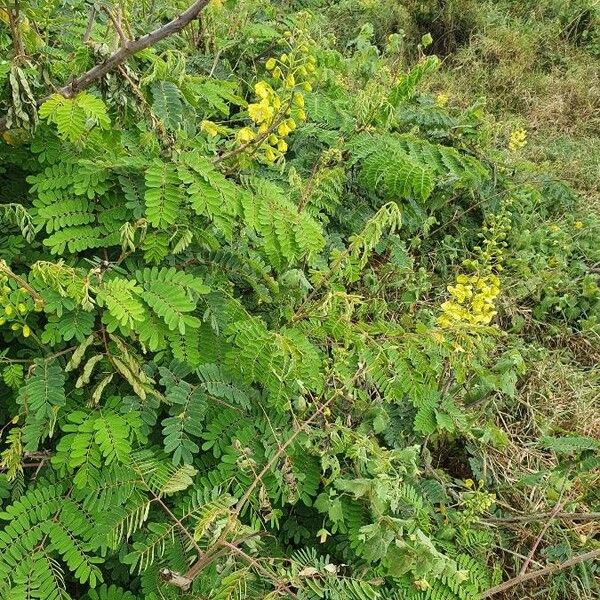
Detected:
left=22, top=324, right=30, bottom=338
left=436, top=93, right=449, bottom=107
left=293, top=93, right=305, bottom=108
left=200, top=120, right=219, bottom=137
left=508, top=127, right=527, bottom=152
left=285, top=74, right=296, bottom=89
left=277, top=122, right=291, bottom=137
left=254, top=81, right=271, bottom=100
left=248, top=100, right=275, bottom=124
left=439, top=273, right=501, bottom=328
left=447, top=283, right=473, bottom=303
left=237, top=127, right=255, bottom=143
left=265, top=146, right=277, bottom=162
left=277, top=139, right=288, bottom=153
left=574, top=220, right=583, bottom=230
left=265, top=58, right=276, bottom=71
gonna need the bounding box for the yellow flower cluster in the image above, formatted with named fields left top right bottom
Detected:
left=508, top=127, right=527, bottom=152
left=0, top=277, right=41, bottom=338
left=438, top=208, right=511, bottom=330
left=438, top=273, right=501, bottom=328
left=436, top=93, right=449, bottom=107
left=243, top=28, right=317, bottom=163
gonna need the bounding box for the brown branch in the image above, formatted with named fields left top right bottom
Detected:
left=518, top=497, right=565, bottom=576
left=58, top=0, right=210, bottom=97
left=82, top=6, right=96, bottom=43
left=0, top=259, right=44, bottom=302
left=7, top=1, right=25, bottom=60
left=0, top=0, right=211, bottom=133
left=179, top=393, right=342, bottom=585
left=223, top=542, right=299, bottom=599
left=484, top=512, right=600, bottom=524
left=481, top=548, right=600, bottom=598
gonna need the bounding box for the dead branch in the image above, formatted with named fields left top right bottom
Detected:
left=481, top=548, right=600, bottom=598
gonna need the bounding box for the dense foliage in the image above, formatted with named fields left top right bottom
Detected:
left=0, top=0, right=598, bottom=599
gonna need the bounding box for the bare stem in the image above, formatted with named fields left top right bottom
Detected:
left=481, top=548, right=600, bottom=598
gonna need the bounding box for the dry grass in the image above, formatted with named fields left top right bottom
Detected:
left=518, top=352, right=600, bottom=439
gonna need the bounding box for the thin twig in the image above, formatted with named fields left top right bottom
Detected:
left=484, top=512, right=600, bottom=524
left=0, top=345, right=78, bottom=365
left=7, top=1, right=25, bottom=60
left=518, top=496, right=565, bottom=576
left=101, top=6, right=129, bottom=47
left=152, top=493, right=204, bottom=557
left=83, top=6, right=96, bottom=43
left=0, top=260, right=44, bottom=302
left=481, top=548, right=600, bottom=598
left=180, top=377, right=357, bottom=585
left=233, top=394, right=336, bottom=517
left=0, top=461, right=47, bottom=472
left=223, top=542, right=299, bottom=599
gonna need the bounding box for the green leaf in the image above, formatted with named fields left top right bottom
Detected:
left=150, top=81, right=184, bottom=130
left=144, top=159, right=183, bottom=229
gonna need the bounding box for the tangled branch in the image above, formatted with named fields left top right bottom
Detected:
left=0, top=0, right=210, bottom=134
